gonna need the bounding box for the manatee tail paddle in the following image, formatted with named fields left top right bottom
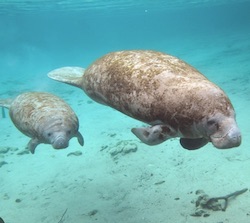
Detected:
left=0, top=98, right=13, bottom=109
left=47, top=66, right=85, bottom=88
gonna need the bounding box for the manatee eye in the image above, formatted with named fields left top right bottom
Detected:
left=67, top=130, right=71, bottom=135
left=207, top=119, right=219, bottom=131
left=207, top=120, right=216, bottom=126
left=47, top=132, right=52, bottom=137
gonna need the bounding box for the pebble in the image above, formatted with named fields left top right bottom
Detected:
left=0, top=161, right=7, bottom=168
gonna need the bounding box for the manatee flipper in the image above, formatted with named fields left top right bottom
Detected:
left=131, top=125, right=177, bottom=146
left=27, top=138, right=40, bottom=154
left=76, top=131, right=84, bottom=146
left=180, top=138, right=209, bottom=150
left=47, top=67, right=85, bottom=88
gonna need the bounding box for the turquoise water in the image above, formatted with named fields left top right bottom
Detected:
left=1, top=0, right=250, bottom=81
left=0, top=1, right=250, bottom=223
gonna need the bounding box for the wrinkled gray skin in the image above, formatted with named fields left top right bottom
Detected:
left=47, top=50, right=241, bottom=150
left=0, top=92, right=84, bottom=154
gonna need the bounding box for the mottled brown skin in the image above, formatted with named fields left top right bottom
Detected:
left=1, top=92, right=84, bottom=153
left=82, top=51, right=231, bottom=132
left=47, top=50, right=241, bottom=149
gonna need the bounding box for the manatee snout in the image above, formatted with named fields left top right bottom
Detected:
left=224, top=127, right=241, bottom=148
left=211, top=126, right=241, bottom=149
left=52, top=136, right=69, bottom=149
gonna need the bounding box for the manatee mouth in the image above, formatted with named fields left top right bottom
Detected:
left=52, top=137, right=69, bottom=149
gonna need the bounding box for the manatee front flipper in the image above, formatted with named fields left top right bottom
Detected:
left=76, top=131, right=84, bottom=146
left=180, top=138, right=208, bottom=150
left=131, top=125, right=177, bottom=146
left=27, top=138, right=40, bottom=154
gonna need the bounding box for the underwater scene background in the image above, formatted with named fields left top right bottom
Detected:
left=0, top=0, right=250, bottom=222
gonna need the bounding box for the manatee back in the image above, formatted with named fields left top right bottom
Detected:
left=82, top=50, right=208, bottom=105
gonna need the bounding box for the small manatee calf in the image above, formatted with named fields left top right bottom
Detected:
left=0, top=92, right=84, bottom=154
left=47, top=50, right=241, bottom=150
